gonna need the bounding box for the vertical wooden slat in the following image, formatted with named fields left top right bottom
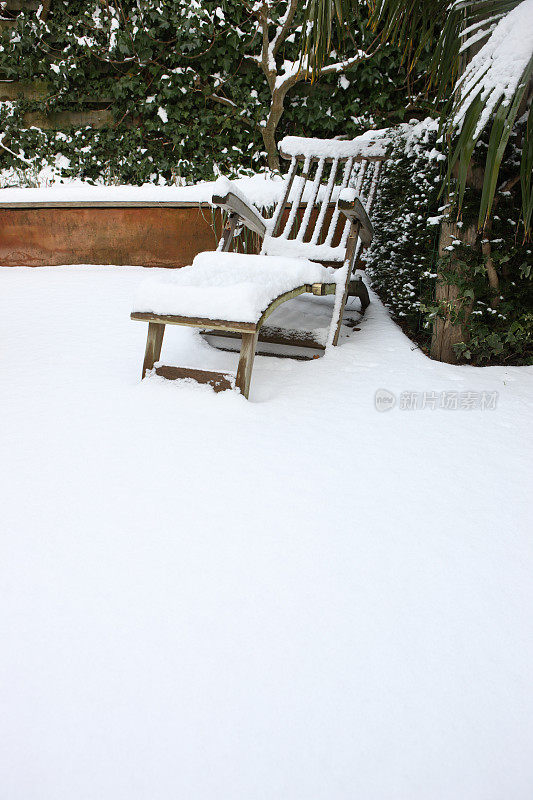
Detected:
left=324, top=157, right=353, bottom=246
left=338, top=217, right=352, bottom=250
left=267, top=156, right=297, bottom=239
left=364, top=160, right=381, bottom=212
left=281, top=155, right=311, bottom=239
left=348, top=160, right=383, bottom=268
left=330, top=220, right=362, bottom=347
left=296, top=157, right=325, bottom=242
left=354, top=158, right=368, bottom=198
left=337, top=159, right=365, bottom=250
left=310, top=158, right=339, bottom=245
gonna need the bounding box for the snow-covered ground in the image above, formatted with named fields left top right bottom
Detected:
left=1, top=265, right=532, bottom=800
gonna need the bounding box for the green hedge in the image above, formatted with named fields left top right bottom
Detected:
left=0, top=0, right=425, bottom=183
left=366, top=119, right=533, bottom=365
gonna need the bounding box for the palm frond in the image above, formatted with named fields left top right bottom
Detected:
left=372, top=0, right=533, bottom=235
left=369, top=0, right=450, bottom=83
left=450, top=2, right=533, bottom=233
left=302, top=0, right=533, bottom=236
left=302, top=0, right=355, bottom=72
left=521, top=101, right=533, bottom=235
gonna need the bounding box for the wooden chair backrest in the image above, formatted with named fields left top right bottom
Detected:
left=260, top=134, right=388, bottom=264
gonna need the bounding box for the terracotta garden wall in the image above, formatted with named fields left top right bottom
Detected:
left=0, top=203, right=224, bottom=268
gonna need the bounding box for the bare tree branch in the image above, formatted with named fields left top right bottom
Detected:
left=272, top=0, right=299, bottom=58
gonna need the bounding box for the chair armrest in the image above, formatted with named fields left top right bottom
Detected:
left=211, top=190, right=267, bottom=238
left=338, top=196, right=374, bottom=247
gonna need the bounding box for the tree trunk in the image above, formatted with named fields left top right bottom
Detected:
left=430, top=220, right=477, bottom=363
left=261, top=125, right=280, bottom=171
left=430, top=15, right=482, bottom=363
left=261, top=87, right=286, bottom=171
left=481, top=218, right=500, bottom=307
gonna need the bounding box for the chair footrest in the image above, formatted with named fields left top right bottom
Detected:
left=154, top=365, right=234, bottom=393
left=203, top=326, right=326, bottom=351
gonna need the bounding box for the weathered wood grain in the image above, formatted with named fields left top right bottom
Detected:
left=204, top=326, right=327, bottom=350
left=235, top=331, right=259, bottom=399
left=141, top=322, right=165, bottom=378
left=154, top=366, right=234, bottom=393
left=132, top=312, right=257, bottom=334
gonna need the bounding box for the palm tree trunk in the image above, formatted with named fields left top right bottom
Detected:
left=430, top=220, right=477, bottom=362
left=430, top=18, right=482, bottom=363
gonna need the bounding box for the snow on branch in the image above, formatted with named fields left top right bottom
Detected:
left=0, top=133, right=32, bottom=165
left=270, top=0, right=299, bottom=58
left=314, top=51, right=370, bottom=76
left=274, top=50, right=369, bottom=91
left=248, top=0, right=372, bottom=169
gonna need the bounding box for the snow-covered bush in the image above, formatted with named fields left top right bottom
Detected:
left=366, top=118, right=533, bottom=365
left=365, top=119, right=443, bottom=340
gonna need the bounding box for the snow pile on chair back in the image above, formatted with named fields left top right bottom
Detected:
left=133, top=251, right=338, bottom=323
left=251, top=131, right=388, bottom=264
left=279, top=132, right=390, bottom=160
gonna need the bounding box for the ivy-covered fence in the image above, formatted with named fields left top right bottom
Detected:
left=0, top=0, right=419, bottom=184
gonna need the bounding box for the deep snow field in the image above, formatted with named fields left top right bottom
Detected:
left=1, top=264, right=532, bottom=800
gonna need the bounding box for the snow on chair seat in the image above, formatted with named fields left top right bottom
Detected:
left=133, top=252, right=339, bottom=324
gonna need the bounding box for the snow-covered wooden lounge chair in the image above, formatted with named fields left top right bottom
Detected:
left=131, top=134, right=387, bottom=398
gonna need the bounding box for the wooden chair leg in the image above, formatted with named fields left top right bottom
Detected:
left=235, top=331, right=258, bottom=399
left=358, top=278, right=370, bottom=312
left=142, top=322, right=165, bottom=378
left=331, top=280, right=351, bottom=347
left=331, top=223, right=361, bottom=347
left=348, top=276, right=370, bottom=311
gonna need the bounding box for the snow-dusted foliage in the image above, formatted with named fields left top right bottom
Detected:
left=365, top=118, right=533, bottom=364
left=454, top=0, right=533, bottom=136
left=0, top=1, right=417, bottom=185
left=443, top=0, right=533, bottom=233
left=365, top=119, right=444, bottom=333
left=250, top=0, right=370, bottom=167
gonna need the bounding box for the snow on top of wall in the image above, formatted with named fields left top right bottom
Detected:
left=0, top=173, right=288, bottom=210
left=454, top=0, right=533, bottom=136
